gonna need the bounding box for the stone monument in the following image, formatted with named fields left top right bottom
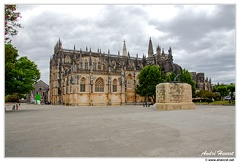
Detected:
left=155, top=83, right=195, bottom=110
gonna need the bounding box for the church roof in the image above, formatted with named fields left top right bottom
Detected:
left=35, top=80, right=49, bottom=88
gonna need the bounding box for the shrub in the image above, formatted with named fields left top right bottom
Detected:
left=5, top=94, right=19, bottom=102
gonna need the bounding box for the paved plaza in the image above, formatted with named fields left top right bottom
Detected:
left=5, top=104, right=235, bottom=157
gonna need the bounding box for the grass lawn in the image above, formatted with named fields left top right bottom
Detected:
left=194, top=100, right=235, bottom=105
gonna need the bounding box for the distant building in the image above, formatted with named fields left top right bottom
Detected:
left=27, top=80, right=49, bottom=104
left=190, top=72, right=212, bottom=91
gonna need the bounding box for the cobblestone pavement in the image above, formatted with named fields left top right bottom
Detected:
left=5, top=104, right=235, bottom=157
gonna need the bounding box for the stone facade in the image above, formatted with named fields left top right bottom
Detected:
left=190, top=72, right=212, bottom=91
left=49, top=38, right=182, bottom=106
left=27, top=80, right=49, bottom=104
left=155, top=83, right=196, bottom=110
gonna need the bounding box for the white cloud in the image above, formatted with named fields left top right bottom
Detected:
left=10, top=4, right=236, bottom=85
left=142, top=5, right=179, bottom=22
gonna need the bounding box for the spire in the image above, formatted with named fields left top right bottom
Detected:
left=73, top=45, right=76, bottom=56
left=57, top=38, right=62, bottom=49
left=156, top=44, right=161, bottom=55
left=148, top=37, right=153, bottom=57
left=58, top=38, right=61, bottom=47
left=80, top=48, right=82, bottom=59
left=205, top=77, right=208, bottom=82
left=142, top=53, right=147, bottom=66
left=122, top=40, right=127, bottom=56
left=168, top=46, right=172, bottom=55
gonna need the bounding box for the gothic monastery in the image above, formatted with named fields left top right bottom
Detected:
left=49, top=38, right=210, bottom=106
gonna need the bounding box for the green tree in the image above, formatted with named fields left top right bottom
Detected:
left=204, top=91, right=214, bottom=104
left=180, top=69, right=196, bottom=96
left=213, top=85, right=229, bottom=100
left=227, top=84, right=235, bottom=103
left=5, top=56, right=40, bottom=100
left=196, top=90, right=215, bottom=104
left=5, top=43, right=19, bottom=95
left=5, top=5, right=22, bottom=43
left=195, top=90, right=203, bottom=98
left=165, top=72, right=176, bottom=82
left=135, top=65, right=165, bottom=103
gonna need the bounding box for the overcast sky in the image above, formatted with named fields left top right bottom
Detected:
left=10, top=4, right=236, bottom=85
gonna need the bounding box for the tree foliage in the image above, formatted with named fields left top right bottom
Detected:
left=227, top=84, right=235, bottom=102
left=180, top=69, right=196, bottom=97
left=5, top=5, right=40, bottom=101
left=5, top=56, right=41, bottom=97
left=212, top=84, right=229, bottom=100
left=5, top=5, right=22, bottom=43
left=135, top=66, right=197, bottom=103
left=5, top=43, right=19, bottom=95
left=195, top=90, right=217, bottom=103
left=165, top=72, right=176, bottom=82
left=212, top=83, right=235, bottom=102
left=5, top=44, right=41, bottom=99
left=135, top=65, right=165, bottom=103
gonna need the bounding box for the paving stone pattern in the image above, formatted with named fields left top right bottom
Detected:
left=5, top=104, right=235, bottom=157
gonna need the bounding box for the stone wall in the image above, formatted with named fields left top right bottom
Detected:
left=155, top=83, right=195, bottom=110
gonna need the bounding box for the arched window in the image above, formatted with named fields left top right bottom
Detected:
left=95, top=78, right=104, bottom=92
left=65, top=56, right=71, bottom=63
left=112, top=79, right=117, bottom=92
left=80, top=78, right=86, bottom=92
left=84, top=60, right=88, bottom=70
left=131, top=62, right=135, bottom=68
